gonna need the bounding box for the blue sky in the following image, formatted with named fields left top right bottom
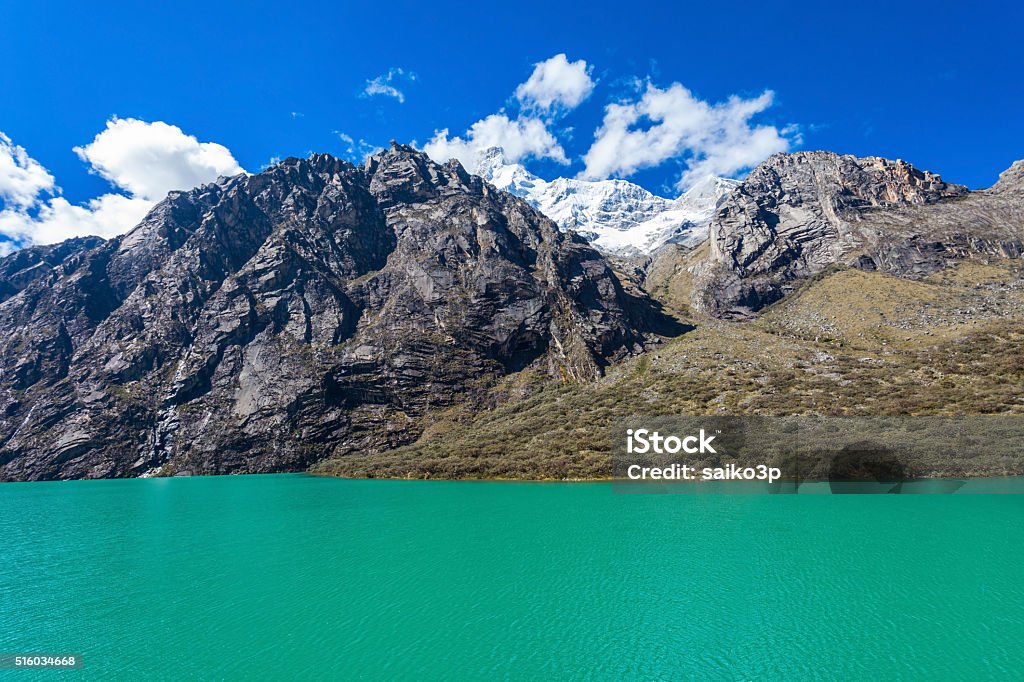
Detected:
left=1, top=0, right=1022, bottom=247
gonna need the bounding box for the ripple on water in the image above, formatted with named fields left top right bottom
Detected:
left=0, top=476, right=1022, bottom=680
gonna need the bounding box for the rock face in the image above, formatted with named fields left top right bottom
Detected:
left=991, top=159, right=1024, bottom=193
left=0, top=144, right=671, bottom=481
left=692, top=151, right=1024, bottom=316
left=475, top=147, right=739, bottom=254
left=0, top=237, right=104, bottom=303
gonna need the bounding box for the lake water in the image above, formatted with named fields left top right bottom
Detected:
left=2, top=474, right=1023, bottom=680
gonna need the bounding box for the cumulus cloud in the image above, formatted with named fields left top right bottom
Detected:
left=362, top=67, right=415, bottom=104
left=0, top=119, right=245, bottom=249
left=0, top=193, right=152, bottom=244
left=423, top=114, right=567, bottom=172
left=74, top=118, right=244, bottom=201
left=0, top=132, right=55, bottom=209
left=423, top=54, right=596, bottom=172
left=515, top=54, right=595, bottom=112
left=581, top=82, right=794, bottom=189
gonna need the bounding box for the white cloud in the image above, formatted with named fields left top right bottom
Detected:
left=423, top=114, right=567, bottom=172
left=0, top=132, right=56, bottom=209
left=515, top=54, right=595, bottom=112
left=362, top=68, right=415, bottom=104
left=0, top=120, right=245, bottom=249
left=581, top=82, right=794, bottom=189
left=423, top=54, right=595, bottom=172
left=74, top=117, right=243, bottom=201
left=364, top=81, right=404, bottom=102
left=0, top=193, right=152, bottom=244
left=428, top=57, right=797, bottom=190
left=336, top=132, right=383, bottom=162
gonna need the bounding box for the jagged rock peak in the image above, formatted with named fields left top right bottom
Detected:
left=739, top=151, right=967, bottom=209
left=0, top=141, right=675, bottom=481
left=692, top=151, right=1019, bottom=317
left=991, top=159, right=1024, bottom=193
left=0, top=236, right=105, bottom=303
left=704, top=151, right=969, bottom=279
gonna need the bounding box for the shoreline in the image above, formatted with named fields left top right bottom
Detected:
left=8, top=471, right=1023, bottom=484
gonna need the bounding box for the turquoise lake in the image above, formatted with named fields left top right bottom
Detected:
left=2, top=474, right=1023, bottom=680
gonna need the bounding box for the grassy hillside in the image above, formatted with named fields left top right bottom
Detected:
left=314, top=260, right=1024, bottom=480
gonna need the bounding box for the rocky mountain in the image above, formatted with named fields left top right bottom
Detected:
left=0, top=236, right=104, bottom=303
left=3, top=145, right=1022, bottom=482
left=475, top=147, right=738, bottom=254
left=691, top=152, right=1024, bottom=316
left=0, top=144, right=674, bottom=481
left=319, top=154, right=1024, bottom=481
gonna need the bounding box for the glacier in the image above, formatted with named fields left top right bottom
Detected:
left=473, top=147, right=739, bottom=255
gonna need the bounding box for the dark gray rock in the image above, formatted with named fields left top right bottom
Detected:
left=0, top=237, right=104, bottom=303
left=692, top=151, right=1023, bottom=316
left=991, top=160, right=1024, bottom=194
left=0, top=144, right=673, bottom=480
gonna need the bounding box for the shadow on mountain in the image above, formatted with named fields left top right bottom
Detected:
left=826, top=441, right=907, bottom=494
left=628, top=292, right=694, bottom=338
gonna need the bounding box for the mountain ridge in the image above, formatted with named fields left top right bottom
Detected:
left=474, top=146, right=739, bottom=255
left=0, top=144, right=674, bottom=480
left=690, top=151, right=1023, bottom=316
left=1, top=144, right=1022, bottom=481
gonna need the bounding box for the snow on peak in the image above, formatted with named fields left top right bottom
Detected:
left=680, top=174, right=740, bottom=207
left=472, top=146, right=738, bottom=255
left=472, top=147, right=543, bottom=199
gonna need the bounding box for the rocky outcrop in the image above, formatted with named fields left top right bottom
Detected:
left=0, top=237, right=104, bottom=303
left=692, top=152, right=1023, bottom=316
left=0, top=144, right=673, bottom=481
left=991, top=160, right=1024, bottom=193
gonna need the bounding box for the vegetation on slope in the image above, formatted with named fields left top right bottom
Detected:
left=314, top=260, right=1024, bottom=480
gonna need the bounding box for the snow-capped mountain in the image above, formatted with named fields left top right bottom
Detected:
left=474, top=147, right=739, bottom=254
